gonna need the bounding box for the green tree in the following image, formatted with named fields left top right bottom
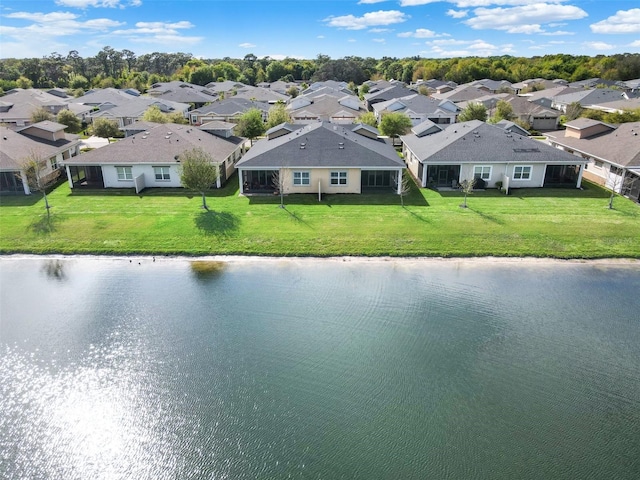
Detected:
left=31, top=107, right=54, bottom=123
left=379, top=112, right=412, bottom=145
left=355, top=111, right=378, bottom=128
left=458, top=103, right=488, bottom=122
left=235, top=108, right=265, bottom=144
left=68, top=74, right=89, bottom=90
left=142, top=105, right=168, bottom=123
left=16, top=76, right=33, bottom=89
left=490, top=100, right=515, bottom=123
left=565, top=102, right=583, bottom=121
left=92, top=118, right=120, bottom=143
left=178, top=147, right=219, bottom=210
left=57, top=109, right=82, bottom=133
left=166, top=112, right=189, bottom=124
left=286, top=86, right=299, bottom=98
left=266, top=103, right=291, bottom=129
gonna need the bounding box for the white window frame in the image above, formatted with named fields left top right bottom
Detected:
left=116, top=166, right=133, bottom=181
left=473, top=165, right=492, bottom=181
left=513, top=165, right=532, bottom=180
left=330, top=171, right=348, bottom=186
left=293, top=171, right=310, bottom=186
left=49, top=157, right=58, bottom=170
left=154, top=166, right=171, bottom=181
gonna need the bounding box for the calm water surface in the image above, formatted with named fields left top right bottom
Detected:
left=1, top=256, right=639, bottom=480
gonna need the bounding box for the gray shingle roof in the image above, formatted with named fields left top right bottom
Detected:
left=237, top=122, right=404, bottom=169
left=65, top=122, right=238, bottom=166
left=547, top=122, right=640, bottom=168
left=1, top=125, right=79, bottom=170
left=401, top=120, right=585, bottom=165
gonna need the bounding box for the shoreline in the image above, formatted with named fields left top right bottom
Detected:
left=2, top=253, right=639, bottom=267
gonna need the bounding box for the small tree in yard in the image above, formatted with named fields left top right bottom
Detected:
left=459, top=178, right=476, bottom=208
left=179, top=147, right=219, bottom=210
left=31, top=107, right=54, bottom=124
left=92, top=118, right=120, bottom=143
left=19, top=150, right=60, bottom=218
left=398, top=170, right=412, bottom=207
left=57, top=109, right=82, bottom=133
left=272, top=168, right=290, bottom=208
left=379, top=112, right=412, bottom=146
left=235, top=108, right=265, bottom=145
left=458, top=103, right=488, bottom=122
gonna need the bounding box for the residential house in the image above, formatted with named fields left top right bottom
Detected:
left=232, top=86, right=290, bottom=104
left=468, top=79, right=514, bottom=94
left=551, top=88, right=633, bottom=113
left=1, top=121, right=80, bottom=195
left=68, top=88, right=189, bottom=127
left=0, top=88, right=71, bottom=128
left=511, top=78, right=567, bottom=94
left=63, top=122, right=243, bottom=192
left=546, top=119, right=640, bottom=203
left=401, top=120, right=586, bottom=192
left=236, top=122, right=405, bottom=195
left=189, top=98, right=270, bottom=125
left=430, top=85, right=490, bottom=104
left=145, top=81, right=217, bottom=109
left=286, top=94, right=366, bottom=124
left=372, top=94, right=459, bottom=126
left=459, top=93, right=559, bottom=131
left=364, top=83, right=415, bottom=111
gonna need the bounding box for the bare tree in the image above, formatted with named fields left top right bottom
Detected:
left=272, top=168, right=290, bottom=208
left=18, top=150, right=60, bottom=218
left=398, top=170, right=412, bottom=207
left=459, top=178, right=476, bottom=208
left=606, top=167, right=635, bottom=210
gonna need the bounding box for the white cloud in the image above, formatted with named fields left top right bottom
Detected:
left=358, top=0, right=387, bottom=4
left=398, top=28, right=437, bottom=38
left=630, top=40, right=640, bottom=47
left=2, top=10, right=123, bottom=37
left=424, top=37, right=514, bottom=57
left=373, top=38, right=386, bottom=43
left=348, top=38, right=357, bottom=42
left=369, top=28, right=392, bottom=33
left=583, top=41, right=615, bottom=51
left=111, top=21, right=195, bottom=36
left=446, top=9, right=468, bottom=19
left=239, top=43, right=256, bottom=48
left=324, top=10, right=409, bottom=30
left=453, top=0, right=565, bottom=6
left=590, top=9, right=640, bottom=34
left=317, top=35, right=325, bottom=39
left=55, top=0, right=141, bottom=7
left=464, top=3, right=588, bottom=33
left=400, top=0, right=441, bottom=6
left=540, top=30, right=574, bottom=36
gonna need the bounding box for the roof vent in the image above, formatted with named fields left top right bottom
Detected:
left=165, top=135, right=170, bottom=139
left=142, top=135, right=148, bottom=139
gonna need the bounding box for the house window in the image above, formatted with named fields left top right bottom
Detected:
left=330, top=171, right=348, bottom=186
left=473, top=166, right=492, bottom=180
left=594, top=160, right=603, bottom=168
left=293, top=171, right=310, bottom=186
left=513, top=165, right=532, bottom=180
left=50, top=157, right=58, bottom=170
left=154, top=166, right=170, bottom=181
left=116, top=166, right=133, bottom=181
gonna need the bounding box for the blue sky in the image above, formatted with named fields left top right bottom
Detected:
left=1, top=0, right=639, bottom=60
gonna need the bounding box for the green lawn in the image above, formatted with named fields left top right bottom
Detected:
left=1, top=175, right=639, bottom=258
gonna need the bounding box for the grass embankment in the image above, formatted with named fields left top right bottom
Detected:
left=1, top=176, right=638, bottom=258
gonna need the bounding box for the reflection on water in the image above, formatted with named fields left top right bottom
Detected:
left=1, top=257, right=639, bottom=480
left=41, top=259, right=67, bottom=281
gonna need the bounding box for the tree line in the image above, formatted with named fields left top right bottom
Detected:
left=1, top=47, right=639, bottom=94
